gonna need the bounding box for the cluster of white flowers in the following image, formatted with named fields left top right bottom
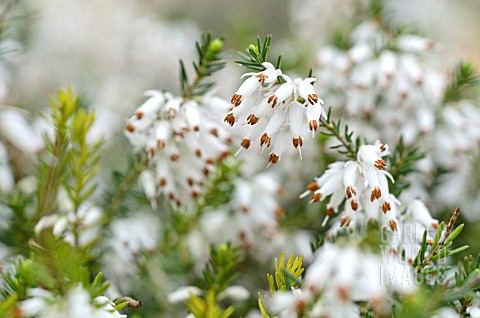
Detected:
left=316, top=21, right=445, bottom=144
left=386, top=199, right=440, bottom=266
left=102, top=213, right=160, bottom=292
left=314, top=19, right=480, bottom=217
left=266, top=243, right=415, bottom=318
left=301, top=141, right=399, bottom=231
left=188, top=172, right=312, bottom=265
left=126, top=91, right=230, bottom=207
left=20, top=286, right=126, bottom=318
left=226, top=62, right=326, bottom=164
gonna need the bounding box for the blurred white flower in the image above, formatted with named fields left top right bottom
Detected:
left=102, top=213, right=160, bottom=291
left=20, top=286, right=126, bottom=318
left=126, top=91, right=230, bottom=208
left=34, top=189, right=104, bottom=247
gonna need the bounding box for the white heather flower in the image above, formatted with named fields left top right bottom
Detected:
left=0, top=107, right=44, bottom=154
left=102, top=213, right=160, bottom=291
left=126, top=91, right=230, bottom=207
left=218, top=285, right=251, bottom=302
left=167, top=286, right=202, bottom=304
left=20, top=286, right=126, bottom=318
left=228, top=68, right=326, bottom=164
left=266, top=243, right=415, bottom=318
left=34, top=189, right=104, bottom=247
left=302, top=142, right=397, bottom=231
left=187, top=172, right=295, bottom=265
left=0, top=141, right=14, bottom=194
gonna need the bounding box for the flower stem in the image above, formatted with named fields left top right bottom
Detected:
left=320, top=117, right=357, bottom=159
left=102, top=155, right=149, bottom=225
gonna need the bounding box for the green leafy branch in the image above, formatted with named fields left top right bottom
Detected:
left=200, top=243, right=242, bottom=295
left=102, top=154, right=148, bottom=224
left=267, top=251, right=304, bottom=293
left=443, top=62, right=479, bottom=104
left=453, top=255, right=480, bottom=314
left=257, top=252, right=305, bottom=318
left=235, top=35, right=284, bottom=83
left=181, top=33, right=226, bottom=99
left=185, top=243, right=243, bottom=318
left=37, top=89, right=78, bottom=219
left=387, top=138, right=425, bottom=197
left=414, top=208, right=467, bottom=274
left=320, top=107, right=362, bottom=159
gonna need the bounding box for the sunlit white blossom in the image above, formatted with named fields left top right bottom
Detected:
left=227, top=66, right=326, bottom=164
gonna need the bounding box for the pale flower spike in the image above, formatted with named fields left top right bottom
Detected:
left=227, top=65, right=326, bottom=165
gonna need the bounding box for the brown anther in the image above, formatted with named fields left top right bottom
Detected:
left=389, top=247, right=398, bottom=255
left=170, top=154, right=179, bottom=161
left=340, top=216, right=351, bottom=227
left=294, top=299, right=306, bottom=316
left=241, top=206, right=249, bottom=214
left=269, top=153, right=279, bottom=164
left=247, top=114, right=259, bottom=125
left=256, top=73, right=267, bottom=85
left=210, top=128, right=219, bottom=137
left=225, top=136, right=233, bottom=144
left=148, top=147, right=155, bottom=156
left=308, top=120, right=319, bottom=131
left=205, top=158, right=215, bottom=165
left=175, top=199, right=182, bottom=207
left=157, top=140, right=166, bottom=149
left=274, top=207, right=285, bottom=218
left=389, top=220, right=398, bottom=231
left=136, top=112, right=144, bottom=119
left=241, top=138, right=251, bottom=149
left=326, top=207, right=334, bottom=216
left=401, top=90, right=409, bottom=99
left=191, top=191, right=200, bottom=199
left=432, top=222, right=439, bottom=229
left=195, top=149, right=202, bottom=157
left=168, top=193, right=175, bottom=201
left=337, top=286, right=349, bottom=301
left=193, top=126, right=200, bottom=132
left=224, top=113, right=236, bottom=126
left=268, top=95, right=278, bottom=107
left=307, top=182, right=319, bottom=192
left=307, top=93, right=319, bottom=105
left=374, top=159, right=387, bottom=170
left=346, top=186, right=356, bottom=199
left=187, top=178, right=194, bottom=187
left=126, top=124, right=135, bottom=132
left=202, top=167, right=210, bottom=176
left=292, top=137, right=303, bottom=148
left=407, top=258, right=413, bottom=265
left=370, top=187, right=382, bottom=202
left=260, top=133, right=271, bottom=147
left=231, top=94, right=242, bottom=106
left=380, top=144, right=387, bottom=152
left=351, top=200, right=358, bottom=211
left=239, top=231, right=246, bottom=241
left=310, top=192, right=322, bottom=203
left=382, top=201, right=391, bottom=214
left=159, top=178, right=167, bottom=187
left=427, top=239, right=434, bottom=245
left=219, top=151, right=229, bottom=161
